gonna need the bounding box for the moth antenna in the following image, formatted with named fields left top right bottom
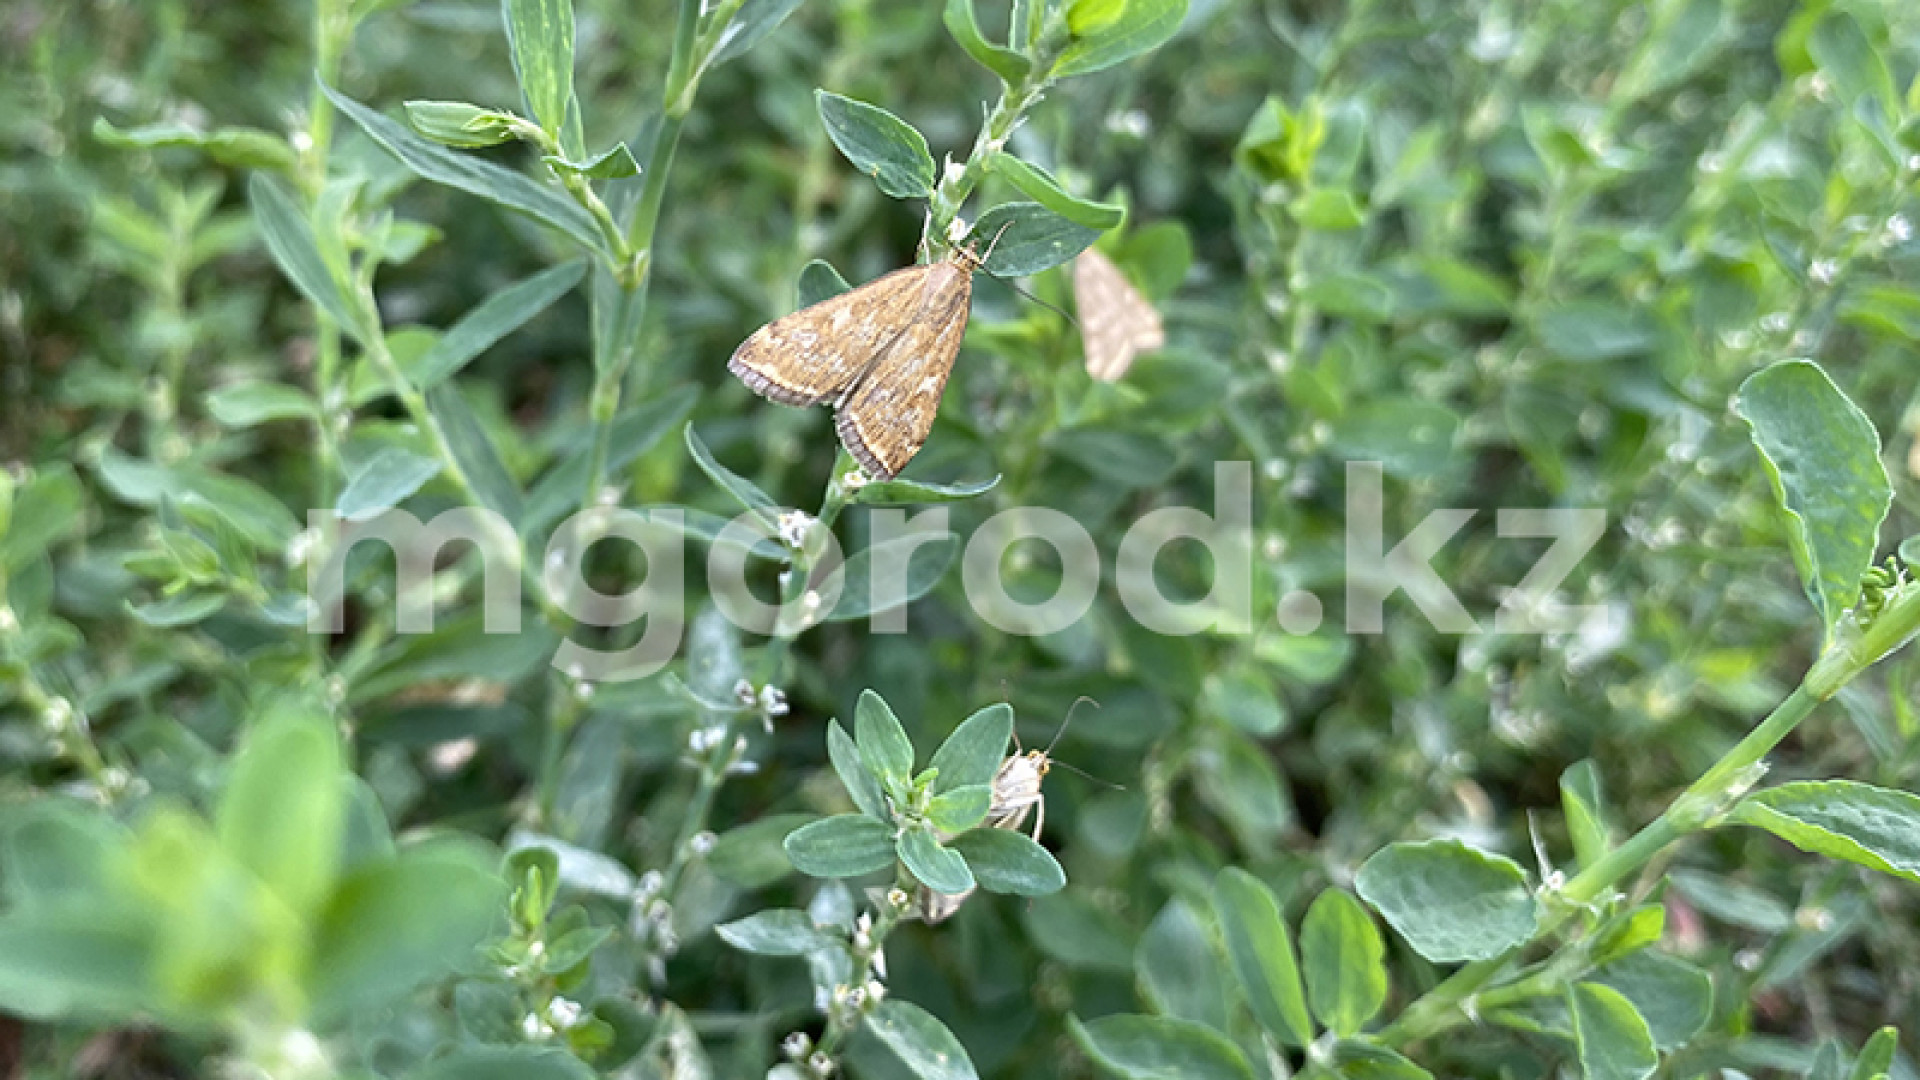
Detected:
left=991, top=276, right=1080, bottom=327
left=1050, top=757, right=1125, bottom=790
left=1046, top=696, right=1098, bottom=756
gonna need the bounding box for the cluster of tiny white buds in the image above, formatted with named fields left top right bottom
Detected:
left=521, top=1012, right=554, bottom=1040
left=689, top=830, right=717, bottom=856
left=733, top=677, right=758, bottom=707
left=777, top=509, right=818, bottom=550
left=285, top=527, right=318, bottom=569
left=809, top=1050, right=837, bottom=1077
left=841, top=467, right=869, bottom=492
left=844, top=986, right=867, bottom=1011
left=688, top=724, right=728, bottom=753
left=41, top=696, right=74, bottom=736
left=1808, top=258, right=1838, bottom=285
left=782, top=1032, right=812, bottom=1059
left=886, top=888, right=911, bottom=911
left=1886, top=214, right=1911, bottom=244
left=760, top=685, right=789, bottom=717
left=546, top=997, right=584, bottom=1030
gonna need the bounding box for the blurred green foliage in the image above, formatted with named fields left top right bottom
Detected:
left=4, top=0, right=1920, bottom=1077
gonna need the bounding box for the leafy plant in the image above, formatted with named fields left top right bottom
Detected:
left=4, top=0, right=1920, bottom=1076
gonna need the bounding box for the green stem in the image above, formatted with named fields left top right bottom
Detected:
left=1381, top=683, right=1822, bottom=1046
left=927, top=39, right=1061, bottom=247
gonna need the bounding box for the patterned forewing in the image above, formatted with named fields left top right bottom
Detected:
left=835, top=262, right=972, bottom=478
left=1074, top=249, right=1164, bottom=382
left=728, top=265, right=934, bottom=406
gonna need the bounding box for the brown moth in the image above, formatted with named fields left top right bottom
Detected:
left=1072, top=248, right=1164, bottom=382
left=728, top=244, right=982, bottom=480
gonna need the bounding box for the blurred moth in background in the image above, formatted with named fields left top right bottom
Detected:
left=1072, top=248, right=1163, bottom=382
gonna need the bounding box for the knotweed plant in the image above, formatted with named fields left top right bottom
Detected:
left=3, top=0, right=1920, bottom=1078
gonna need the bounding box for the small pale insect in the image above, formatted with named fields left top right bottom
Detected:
left=1072, top=248, right=1164, bottom=382
left=916, top=700, right=1092, bottom=924
left=728, top=243, right=985, bottom=480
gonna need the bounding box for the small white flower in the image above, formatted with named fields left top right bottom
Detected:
left=865, top=979, right=886, bottom=1003
left=689, top=830, right=717, bottom=856
left=782, top=1031, right=813, bottom=1059
left=777, top=509, right=818, bottom=550
left=734, top=677, right=758, bottom=706
left=1808, top=258, right=1838, bottom=285
left=1886, top=214, right=1911, bottom=243
left=841, top=467, right=869, bottom=492
left=759, top=685, right=789, bottom=717
left=40, top=697, right=73, bottom=735
left=522, top=1012, right=554, bottom=1039
left=547, top=996, right=584, bottom=1029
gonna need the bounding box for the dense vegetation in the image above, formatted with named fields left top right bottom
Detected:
left=3, top=0, right=1920, bottom=1077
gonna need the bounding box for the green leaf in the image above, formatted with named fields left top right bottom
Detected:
left=1211, top=868, right=1312, bottom=1047
left=1, top=465, right=84, bottom=572
left=429, top=385, right=524, bottom=521
left=1808, top=10, right=1897, bottom=117
left=815, top=91, right=937, bottom=200
left=93, top=117, right=298, bottom=172
left=338, top=447, right=444, bottom=521
left=1301, top=888, right=1388, bottom=1036
left=1354, top=839, right=1538, bottom=963
left=1665, top=869, right=1792, bottom=932
left=307, top=838, right=505, bottom=1020
left=1736, top=360, right=1891, bottom=637
left=828, top=719, right=892, bottom=820
left=216, top=703, right=345, bottom=919
left=827, top=531, right=960, bottom=621
left=856, top=688, right=917, bottom=783
left=1851, top=1027, right=1899, bottom=1080
left=1054, top=0, right=1188, bottom=77
left=404, top=100, right=519, bottom=148
left=128, top=591, right=226, bottom=628
left=990, top=153, right=1124, bottom=230
left=971, top=202, right=1102, bottom=277
left=1067, top=1013, right=1256, bottom=1080
left=1327, top=1041, right=1433, bottom=1080
left=1201, top=671, right=1286, bottom=737
left=324, top=85, right=607, bottom=257
left=899, top=828, right=974, bottom=894
left=783, top=814, right=897, bottom=878
left=943, top=0, right=1029, bottom=82
left=402, top=1047, right=598, bottom=1080
left=683, top=424, right=780, bottom=531
left=1291, top=187, right=1365, bottom=229
left=411, top=260, right=586, bottom=389
left=249, top=174, right=365, bottom=341
left=1731, top=780, right=1920, bottom=882
left=797, top=259, right=852, bottom=306
left=715, top=909, right=836, bottom=956
left=1532, top=303, right=1657, bottom=361
left=927, top=784, right=992, bottom=833
left=1561, top=759, right=1613, bottom=870
left=0, top=915, right=157, bottom=1020
left=928, top=702, right=1014, bottom=793
left=1567, top=982, right=1658, bottom=1080
left=707, top=0, right=807, bottom=66
left=950, top=827, right=1063, bottom=895
left=856, top=473, right=1001, bottom=506
left=1591, top=949, right=1712, bottom=1052
left=865, top=999, right=980, bottom=1080
left=544, top=142, right=640, bottom=179
left=503, top=0, right=576, bottom=134
left=1136, top=899, right=1229, bottom=1030
left=205, top=382, right=319, bottom=427
left=96, top=450, right=299, bottom=550
left=1613, top=0, right=1726, bottom=101
left=706, top=813, right=816, bottom=889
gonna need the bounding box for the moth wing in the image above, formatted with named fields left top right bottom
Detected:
left=834, top=265, right=972, bottom=479
left=728, top=265, right=933, bottom=406
left=1074, top=249, right=1165, bottom=383
left=917, top=883, right=975, bottom=924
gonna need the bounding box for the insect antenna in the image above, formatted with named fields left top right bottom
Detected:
left=1045, top=695, right=1099, bottom=756
left=986, top=275, right=1080, bottom=327
left=1048, top=757, right=1126, bottom=790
